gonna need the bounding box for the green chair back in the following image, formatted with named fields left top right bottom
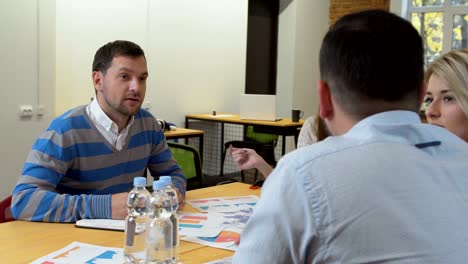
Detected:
left=246, top=125, right=278, bottom=144
left=168, top=141, right=203, bottom=189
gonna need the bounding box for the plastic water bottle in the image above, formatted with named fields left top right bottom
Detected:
left=124, top=177, right=151, bottom=264
left=160, top=176, right=180, bottom=263
left=146, top=180, right=173, bottom=264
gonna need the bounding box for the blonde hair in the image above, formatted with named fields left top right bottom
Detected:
left=425, top=48, right=468, bottom=117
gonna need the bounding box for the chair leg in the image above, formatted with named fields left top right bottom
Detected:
left=198, top=176, right=203, bottom=188
left=220, top=147, right=227, bottom=177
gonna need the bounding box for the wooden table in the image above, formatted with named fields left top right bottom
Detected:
left=165, top=128, right=204, bottom=160
left=0, top=182, right=260, bottom=264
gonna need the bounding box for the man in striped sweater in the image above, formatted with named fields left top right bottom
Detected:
left=11, top=40, right=186, bottom=222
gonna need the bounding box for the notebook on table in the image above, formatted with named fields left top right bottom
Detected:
left=75, top=219, right=124, bottom=231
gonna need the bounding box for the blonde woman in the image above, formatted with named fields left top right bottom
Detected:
left=425, top=48, right=468, bottom=142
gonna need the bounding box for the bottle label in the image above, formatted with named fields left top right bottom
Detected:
left=170, top=214, right=179, bottom=247
left=126, top=219, right=136, bottom=246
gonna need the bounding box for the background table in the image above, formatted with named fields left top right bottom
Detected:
left=185, top=113, right=304, bottom=156
left=165, top=128, right=204, bottom=160
left=0, top=182, right=259, bottom=264
left=186, top=113, right=304, bottom=177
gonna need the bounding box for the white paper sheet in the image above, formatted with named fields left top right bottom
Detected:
left=31, top=241, right=123, bottom=264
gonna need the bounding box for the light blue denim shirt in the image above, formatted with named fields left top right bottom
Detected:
left=233, top=110, right=468, bottom=264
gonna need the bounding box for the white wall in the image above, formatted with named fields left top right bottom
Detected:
left=277, top=0, right=329, bottom=119
left=390, top=0, right=406, bottom=17
left=147, top=0, right=247, bottom=126
left=276, top=1, right=297, bottom=119
left=292, top=0, right=329, bottom=118
left=55, top=0, right=248, bottom=127
left=276, top=0, right=329, bottom=152
left=0, top=0, right=55, bottom=199
left=55, top=0, right=150, bottom=116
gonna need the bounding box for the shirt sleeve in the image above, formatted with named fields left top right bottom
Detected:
left=11, top=132, right=112, bottom=222
left=232, top=157, right=321, bottom=263
left=297, top=116, right=318, bottom=148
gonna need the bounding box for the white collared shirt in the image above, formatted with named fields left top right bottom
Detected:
left=86, top=98, right=134, bottom=151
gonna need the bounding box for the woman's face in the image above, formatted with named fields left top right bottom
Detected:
left=425, top=74, right=468, bottom=142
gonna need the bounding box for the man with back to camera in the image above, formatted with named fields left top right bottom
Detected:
left=233, top=10, right=468, bottom=263
left=11, top=40, right=186, bottom=222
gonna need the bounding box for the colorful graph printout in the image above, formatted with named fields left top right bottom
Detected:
left=31, top=242, right=123, bottom=264
left=178, top=212, right=224, bottom=237
left=181, top=195, right=258, bottom=251
left=186, top=195, right=258, bottom=213
left=182, top=227, right=242, bottom=251
left=180, top=210, right=254, bottom=251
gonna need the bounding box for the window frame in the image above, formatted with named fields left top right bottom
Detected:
left=406, top=0, right=468, bottom=62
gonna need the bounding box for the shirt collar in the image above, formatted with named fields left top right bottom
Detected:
left=346, top=110, right=421, bottom=137
left=89, top=98, right=135, bottom=133
left=90, top=98, right=114, bottom=131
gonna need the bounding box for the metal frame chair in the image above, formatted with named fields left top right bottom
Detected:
left=168, top=141, right=204, bottom=190
left=220, top=125, right=277, bottom=182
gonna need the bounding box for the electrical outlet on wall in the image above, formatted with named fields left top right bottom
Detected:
left=36, top=105, right=45, bottom=116
left=19, top=105, right=33, bottom=118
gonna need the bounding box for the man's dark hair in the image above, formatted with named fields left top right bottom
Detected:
left=319, top=10, right=424, bottom=119
left=92, top=40, right=145, bottom=74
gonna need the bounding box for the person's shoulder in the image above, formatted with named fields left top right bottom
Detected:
left=283, top=136, right=347, bottom=166
left=132, top=109, right=165, bottom=133
left=301, top=115, right=318, bottom=134
left=134, top=108, right=158, bottom=124
left=47, top=106, right=90, bottom=134
left=56, top=105, right=87, bottom=119
left=421, top=123, right=468, bottom=155
left=303, top=115, right=317, bottom=125
left=135, top=108, right=155, bottom=119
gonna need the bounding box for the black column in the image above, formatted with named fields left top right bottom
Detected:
left=245, top=0, right=279, bottom=95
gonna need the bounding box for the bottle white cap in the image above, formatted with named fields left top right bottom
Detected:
left=153, top=180, right=166, bottom=190
left=159, top=176, right=172, bottom=186
left=133, top=176, right=146, bottom=187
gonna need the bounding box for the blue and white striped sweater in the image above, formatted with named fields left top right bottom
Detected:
left=12, top=106, right=186, bottom=222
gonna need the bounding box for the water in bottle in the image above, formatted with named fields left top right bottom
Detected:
left=146, top=180, right=173, bottom=264
left=159, top=176, right=180, bottom=263
left=124, top=177, right=151, bottom=264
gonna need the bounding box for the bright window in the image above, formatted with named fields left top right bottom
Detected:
left=407, top=0, right=468, bottom=64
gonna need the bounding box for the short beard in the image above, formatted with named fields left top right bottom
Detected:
left=102, top=94, right=141, bottom=119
